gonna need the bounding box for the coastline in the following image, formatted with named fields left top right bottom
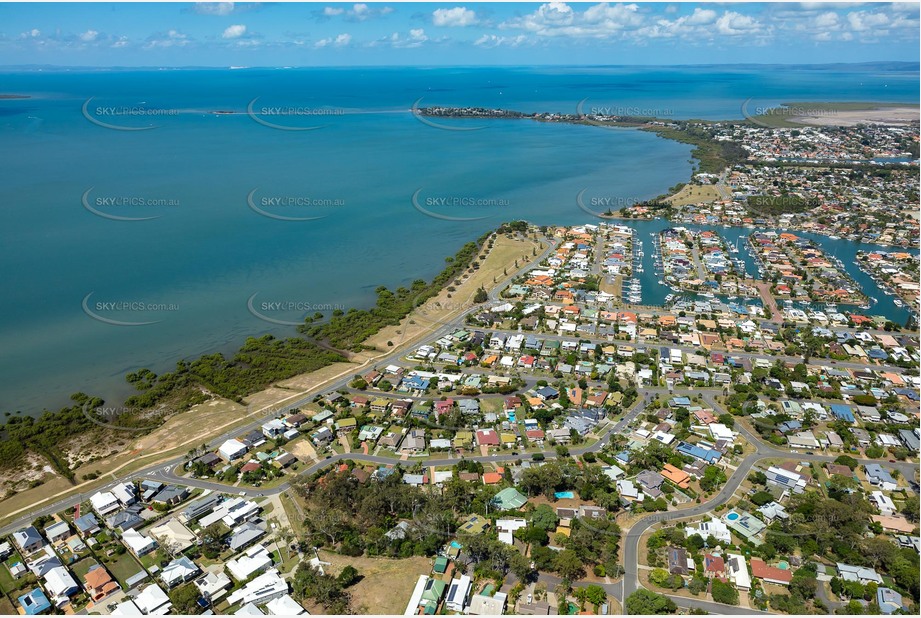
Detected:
left=0, top=230, right=546, bottom=514
left=2, top=99, right=918, bottom=506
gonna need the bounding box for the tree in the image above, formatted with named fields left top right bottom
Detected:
left=751, top=491, right=775, bottom=506
left=554, top=549, right=585, bottom=582
left=474, top=287, right=488, bottom=303
left=585, top=585, right=607, bottom=608
left=711, top=579, right=739, bottom=605
left=625, top=589, right=677, bottom=615
left=650, top=568, right=671, bottom=587
left=169, top=583, right=202, bottom=615
left=530, top=503, right=558, bottom=531
left=337, top=565, right=359, bottom=587
left=834, top=455, right=859, bottom=470
left=688, top=576, right=708, bottom=595
left=201, top=523, right=224, bottom=559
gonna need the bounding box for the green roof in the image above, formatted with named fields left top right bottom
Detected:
left=492, top=487, right=528, bottom=510
left=433, top=556, right=448, bottom=573
left=422, top=578, right=446, bottom=603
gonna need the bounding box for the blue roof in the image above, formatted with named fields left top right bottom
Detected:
left=18, top=589, right=50, bottom=615
left=778, top=420, right=802, bottom=433
left=830, top=404, right=855, bottom=422
left=676, top=441, right=721, bottom=463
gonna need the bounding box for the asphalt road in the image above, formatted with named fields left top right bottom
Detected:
left=3, top=230, right=916, bottom=616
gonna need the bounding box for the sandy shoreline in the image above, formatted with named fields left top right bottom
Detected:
left=0, top=231, right=545, bottom=519
left=790, top=106, right=919, bottom=127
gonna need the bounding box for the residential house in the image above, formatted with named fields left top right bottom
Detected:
left=84, top=566, right=120, bottom=602
left=750, top=558, right=792, bottom=585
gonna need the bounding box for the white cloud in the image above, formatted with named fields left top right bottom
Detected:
left=144, top=29, right=189, bottom=49
left=474, top=34, right=527, bottom=48
left=685, top=8, right=716, bottom=26
left=315, top=32, right=352, bottom=48
left=433, top=7, right=478, bottom=27
left=380, top=28, right=428, bottom=48
left=222, top=24, right=247, bottom=39
left=814, top=11, right=840, bottom=29
left=79, top=30, right=99, bottom=42
left=194, top=2, right=236, bottom=16
left=111, top=35, right=129, bottom=48
left=846, top=10, right=889, bottom=31
left=322, top=3, right=393, bottom=22
left=583, top=3, right=643, bottom=29
left=20, top=28, right=41, bottom=39
left=715, top=11, right=762, bottom=35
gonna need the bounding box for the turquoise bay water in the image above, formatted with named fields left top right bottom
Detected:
left=0, top=66, right=917, bottom=414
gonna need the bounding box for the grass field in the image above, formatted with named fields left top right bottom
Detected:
left=101, top=552, right=145, bottom=587
left=69, top=557, right=99, bottom=581
left=665, top=183, right=721, bottom=206
left=0, top=597, right=14, bottom=615
left=0, top=563, right=18, bottom=595
left=318, top=550, right=433, bottom=615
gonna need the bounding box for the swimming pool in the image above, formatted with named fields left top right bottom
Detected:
left=726, top=511, right=740, bottom=521
left=450, top=541, right=462, bottom=549
left=778, top=561, right=790, bottom=570
left=555, top=491, right=575, bottom=499
left=508, top=411, right=516, bottom=422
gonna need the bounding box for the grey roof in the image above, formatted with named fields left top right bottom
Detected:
left=106, top=509, right=143, bottom=531
left=229, top=523, right=266, bottom=553
left=898, top=429, right=919, bottom=451
left=864, top=463, right=897, bottom=485
left=13, top=527, right=43, bottom=549
left=152, top=485, right=189, bottom=503
left=182, top=494, right=221, bottom=521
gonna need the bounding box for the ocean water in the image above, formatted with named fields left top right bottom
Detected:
left=0, top=65, right=918, bottom=414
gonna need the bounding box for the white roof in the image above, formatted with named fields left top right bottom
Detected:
left=195, top=571, right=231, bottom=599
left=135, top=584, right=172, bottom=614
left=112, top=482, right=136, bottom=505
left=227, top=544, right=274, bottom=581
left=111, top=600, right=144, bottom=615
left=235, top=602, right=265, bottom=615
left=44, top=565, right=78, bottom=596
left=265, top=594, right=308, bottom=615
left=727, top=553, right=752, bottom=589
left=709, top=423, right=735, bottom=441
left=122, top=529, right=157, bottom=555
left=90, top=491, right=119, bottom=514
left=226, top=570, right=288, bottom=607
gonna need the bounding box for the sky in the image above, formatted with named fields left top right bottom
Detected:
left=0, top=1, right=918, bottom=66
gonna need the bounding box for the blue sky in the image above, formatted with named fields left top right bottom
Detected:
left=0, top=2, right=918, bottom=66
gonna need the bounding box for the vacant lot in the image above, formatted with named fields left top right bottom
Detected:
left=665, top=183, right=721, bottom=206
left=101, top=552, right=145, bottom=587
left=319, top=550, right=433, bottom=615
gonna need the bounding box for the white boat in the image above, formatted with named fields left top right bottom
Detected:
left=894, top=299, right=904, bottom=307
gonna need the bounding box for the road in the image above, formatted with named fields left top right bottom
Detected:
left=3, top=228, right=916, bottom=616
left=0, top=234, right=558, bottom=536
left=480, top=325, right=915, bottom=376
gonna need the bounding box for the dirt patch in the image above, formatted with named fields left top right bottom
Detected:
left=318, top=550, right=433, bottom=615
left=356, top=233, right=544, bottom=358
left=289, top=439, right=317, bottom=462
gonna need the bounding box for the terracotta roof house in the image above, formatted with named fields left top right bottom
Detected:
left=750, top=558, right=792, bottom=585
left=704, top=554, right=725, bottom=579
left=84, top=566, right=120, bottom=601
